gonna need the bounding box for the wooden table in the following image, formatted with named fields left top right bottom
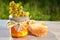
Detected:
left=0, top=20, right=60, bottom=40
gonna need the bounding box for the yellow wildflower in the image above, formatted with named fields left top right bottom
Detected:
left=25, top=12, right=30, bottom=16
left=20, top=6, right=23, bottom=10
left=16, top=3, right=19, bottom=8
left=9, top=1, right=15, bottom=7
left=19, top=12, right=23, bottom=17
left=19, top=9, right=23, bottom=13
left=13, top=3, right=19, bottom=10
left=9, top=7, right=13, bottom=14
left=13, top=14, right=19, bottom=18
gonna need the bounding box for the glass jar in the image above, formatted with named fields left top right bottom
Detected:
left=8, top=16, right=29, bottom=38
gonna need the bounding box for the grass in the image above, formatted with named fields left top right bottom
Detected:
left=0, top=0, right=60, bottom=21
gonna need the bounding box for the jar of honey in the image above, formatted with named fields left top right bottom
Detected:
left=7, top=15, right=29, bottom=38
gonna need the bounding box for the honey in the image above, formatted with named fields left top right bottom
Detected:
left=11, top=22, right=28, bottom=38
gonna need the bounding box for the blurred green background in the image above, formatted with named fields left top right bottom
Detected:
left=0, top=0, right=60, bottom=21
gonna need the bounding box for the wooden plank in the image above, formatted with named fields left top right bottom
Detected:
left=0, top=20, right=60, bottom=40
